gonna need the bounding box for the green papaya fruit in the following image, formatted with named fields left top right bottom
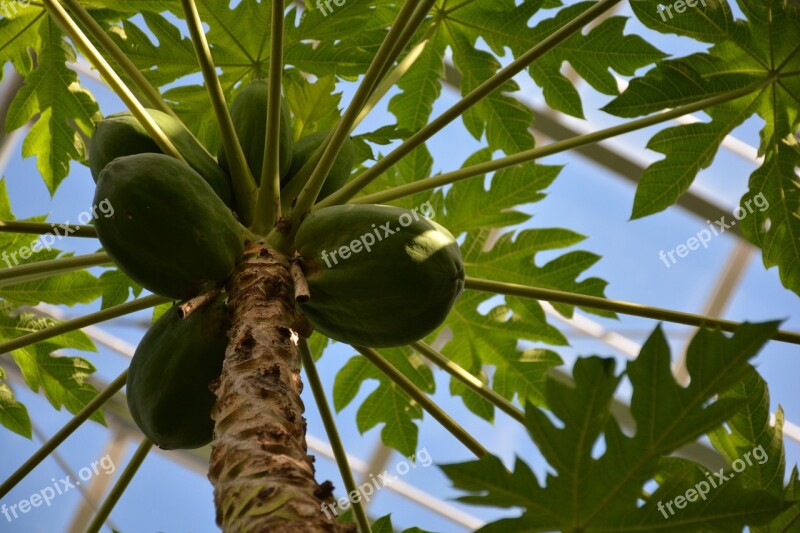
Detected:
left=282, top=131, right=355, bottom=200
left=88, top=108, right=233, bottom=206
left=94, top=153, right=244, bottom=300
left=295, top=204, right=464, bottom=347
left=218, top=78, right=292, bottom=183
left=127, top=298, right=229, bottom=449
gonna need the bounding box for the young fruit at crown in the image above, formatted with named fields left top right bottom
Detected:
left=88, top=108, right=233, bottom=206
left=94, top=153, right=244, bottom=300
left=282, top=130, right=355, bottom=200
left=295, top=204, right=464, bottom=347
left=126, top=298, right=229, bottom=450
left=217, top=78, right=293, bottom=183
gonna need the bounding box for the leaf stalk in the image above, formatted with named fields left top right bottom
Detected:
left=85, top=438, right=153, bottom=533
left=299, top=339, right=371, bottom=533
left=180, top=0, right=258, bottom=225
left=0, top=252, right=112, bottom=288
left=465, top=277, right=800, bottom=345
left=252, top=0, right=286, bottom=234
left=0, top=220, right=97, bottom=238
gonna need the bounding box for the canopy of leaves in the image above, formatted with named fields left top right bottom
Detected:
left=0, top=0, right=629, bottom=451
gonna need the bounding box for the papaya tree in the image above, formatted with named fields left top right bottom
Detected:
left=0, top=0, right=799, bottom=531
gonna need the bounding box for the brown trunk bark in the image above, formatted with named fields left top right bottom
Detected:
left=209, top=242, right=355, bottom=532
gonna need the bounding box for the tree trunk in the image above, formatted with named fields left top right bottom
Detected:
left=209, top=242, right=355, bottom=532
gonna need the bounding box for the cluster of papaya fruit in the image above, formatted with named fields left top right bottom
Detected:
left=88, top=79, right=464, bottom=449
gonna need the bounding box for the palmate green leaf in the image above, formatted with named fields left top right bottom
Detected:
left=371, top=515, right=393, bottom=533
left=81, top=1, right=390, bottom=139
left=396, top=144, right=434, bottom=189
left=367, top=0, right=541, bottom=156
left=283, top=70, right=343, bottom=141
left=0, top=224, right=107, bottom=308
left=333, top=346, right=434, bottom=457
left=628, top=91, right=762, bottom=218
left=287, top=0, right=395, bottom=77
left=196, top=0, right=272, bottom=72
left=285, top=37, right=382, bottom=79
left=0, top=306, right=103, bottom=427
left=108, top=12, right=200, bottom=88
left=99, top=270, right=142, bottom=309
left=441, top=322, right=789, bottom=532
left=12, top=348, right=105, bottom=425
left=203, top=1, right=369, bottom=86
left=438, top=148, right=562, bottom=233
left=448, top=29, right=535, bottom=156
left=354, top=124, right=409, bottom=147
left=602, top=58, right=758, bottom=118
left=607, top=0, right=800, bottom=295
left=434, top=291, right=565, bottom=423
left=4, top=17, right=100, bottom=195
left=0, top=305, right=96, bottom=354
left=0, top=366, right=31, bottom=438
left=449, top=367, right=494, bottom=421
left=69, top=6, right=223, bottom=148
left=447, top=344, right=564, bottom=421
left=462, top=227, right=612, bottom=318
